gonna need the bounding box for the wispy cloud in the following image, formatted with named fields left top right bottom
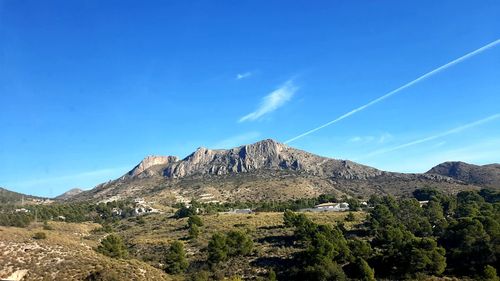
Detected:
left=362, top=114, right=500, bottom=158
left=236, top=72, right=253, bottom=80
left=284, top=39, right=500, bottom=144
left=239, top=80, right=298, bottom=122
left=213, top=131, right=261, bottom=148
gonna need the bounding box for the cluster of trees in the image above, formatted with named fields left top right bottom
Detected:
left=278, top=188, right=499, bottom=280
left=173, top=194, right=362, bottom=215
left=0, top=200, right=137, bottom=227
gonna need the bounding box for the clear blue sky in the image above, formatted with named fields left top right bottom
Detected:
left=1, top=0, right=499, bottom=197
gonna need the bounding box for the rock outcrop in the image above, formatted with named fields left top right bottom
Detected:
left=162, top=139, right=382, bottom=179
left=125, top=155, right=179, bottom=178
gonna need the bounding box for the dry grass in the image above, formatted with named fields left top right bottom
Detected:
left=0, top=222, right=171, bottom=281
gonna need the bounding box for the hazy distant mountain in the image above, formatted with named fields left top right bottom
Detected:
left=55, top=188, right=84, bottom=201
left=68, top=139, right=497, bottom=203
left=427, top=161, right=500, bottom=188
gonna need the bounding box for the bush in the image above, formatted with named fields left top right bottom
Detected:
left=165, top=241, right=188, bottom=274
left=42, top=221, right=53, bottom=230
left=33, top=232, right=47, bottom=239
left=96, top=234, right=128, bottom=259
left=188, top=215, right=203, bottom=227
left=345, top=212, right=356, bottom=222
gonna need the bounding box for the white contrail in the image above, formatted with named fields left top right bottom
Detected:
left=284, top=39, right=500, bottom=144
left=362, top=113, right=500, bottom=158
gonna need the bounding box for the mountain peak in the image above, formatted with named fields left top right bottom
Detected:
left=127, top=155, right=179, bottom=178
left=427, top=161, right=500, bottom=187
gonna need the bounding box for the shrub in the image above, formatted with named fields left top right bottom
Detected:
left=96, top=234, right=128, bottom=259
left=188, top=215, right=203, bottom=227
left=345, top=212, right=355, bottom=222
left=33, top=232, right=47, bottom=239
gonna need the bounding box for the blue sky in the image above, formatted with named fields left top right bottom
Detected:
left=1, top=0, right=499, bottom=197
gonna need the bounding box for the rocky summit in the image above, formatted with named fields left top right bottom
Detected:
left=66, top=139, right=498, bottom=203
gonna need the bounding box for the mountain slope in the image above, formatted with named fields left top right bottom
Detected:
left=71, top=139, right=492, bottom=203
left=0, top=187, right=45, bottom=205
left=426, top=161, right=500, bottom=188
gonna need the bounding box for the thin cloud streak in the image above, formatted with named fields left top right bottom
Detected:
left=362, top=114, right=500, bottom=158
left=284, top=39, right=500, bottom=144
left=239, top=80, right=297, bottom=122
left=236, top=72, right=253, bottom=80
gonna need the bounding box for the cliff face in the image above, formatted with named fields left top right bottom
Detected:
left=125, top=155, right=179, bottom=178
left=161, top=139, right=382, bottom=180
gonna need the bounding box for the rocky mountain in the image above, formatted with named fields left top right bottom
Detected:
left=70, top=139, right=496, bottom=203
left=427, top=161, right=500, bottom=188
left=55, top=188, right=84, bottom=200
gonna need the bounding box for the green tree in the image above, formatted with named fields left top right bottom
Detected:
left=96, top=234, right=128, bottom=259
left=348, top=238, right=372, bottom=261
left=226, top=230, right=253, bottom=256
left=347, top=258, right=375, bottom=281
left=413, top=187, right=441, bottom=201
left=440, top=217, right=495, bottom=275
left=188, top=223, right=200, bottom=239
left=165, top=241, right=188, bottom=274
left=283, top=209, right=298, bottom=227
left=174, top=205, right=196, bottom=218
left=207, top=232, right=228, bottom=265
left=481, top=265, right=499, bottom=281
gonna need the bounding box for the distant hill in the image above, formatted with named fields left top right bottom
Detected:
left=426, top=161, right=500, bottom=188
left=0, top=187, right=45, bottom=205
left=55, top=188, right=84, bottom=201
left=69, top=139, right=496, bottom=203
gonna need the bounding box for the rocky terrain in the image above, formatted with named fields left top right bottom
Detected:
left=0, top=222, right=171, bottom=281
left=426, top=161, right=500, bottom=188
left=64, top=139, right=498, bottom=203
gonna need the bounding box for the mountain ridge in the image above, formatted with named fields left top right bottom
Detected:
left=65, top=139, right=498, bottom=203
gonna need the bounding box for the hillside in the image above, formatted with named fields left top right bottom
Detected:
left=66, top=139, right=493, bottom=203
left=0, top=222, right=171, bottom=280
left=427, top=161, right=500, bottom=188
left=0, top=187, right=46, bottom=205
